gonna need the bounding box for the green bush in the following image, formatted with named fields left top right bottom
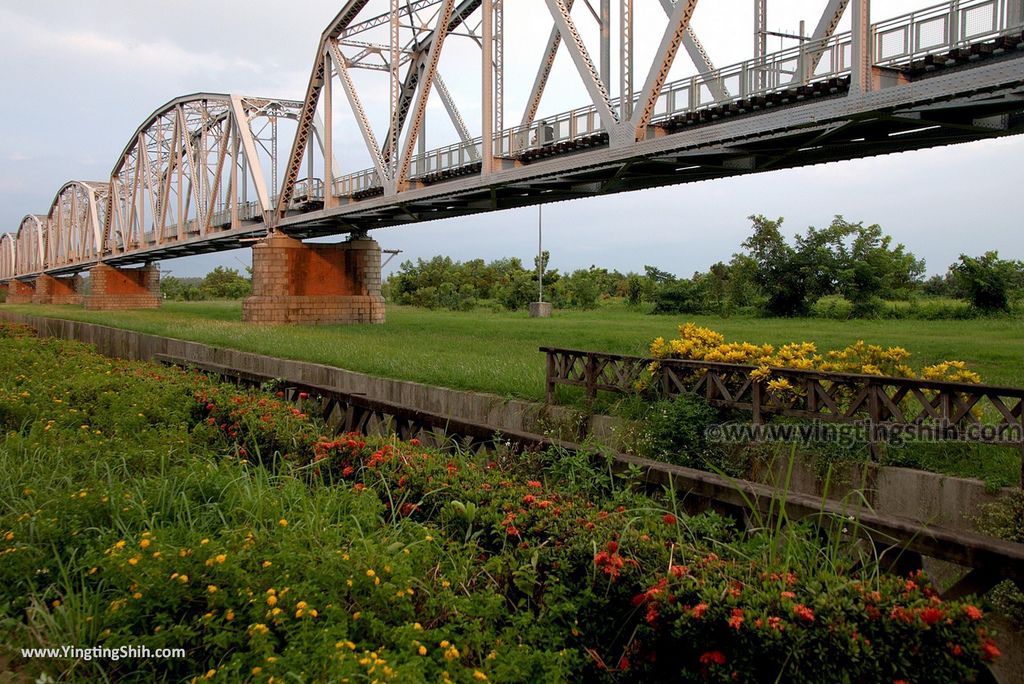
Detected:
left=651, top=280, right=708, bottom=315
left=810, top=295, right=854, bottom=320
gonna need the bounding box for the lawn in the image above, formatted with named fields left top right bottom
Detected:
left=2, top=300, right=1022, bottom=402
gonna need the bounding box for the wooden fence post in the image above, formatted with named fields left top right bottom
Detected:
left=585, top=353, right=597, bottom=401
left=545, top=350, right=556, bottom=404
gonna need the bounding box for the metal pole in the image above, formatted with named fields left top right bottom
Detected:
left=538, top=204, right=543, bottom=302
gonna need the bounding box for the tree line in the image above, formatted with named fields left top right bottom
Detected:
left=386, top=215, right=1024, bottom=317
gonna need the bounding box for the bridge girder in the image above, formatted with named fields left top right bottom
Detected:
left=0, top=233, right=15, bottom=281
left=15, top=215, right=46, bottom=277
left=105, top=94, right=304, bottom=261
left=45, top=181, right=108, bottom=272
left=2, top=0, right=1023, bottom=283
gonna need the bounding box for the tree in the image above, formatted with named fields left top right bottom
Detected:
left=950, top=251, right=1016, bottom=312
left=741, top=215, right=807, bottom=316
left=200, top=267, right=251, bottom=299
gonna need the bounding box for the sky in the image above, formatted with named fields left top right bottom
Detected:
left=0, top=0, right=1020, bottom=279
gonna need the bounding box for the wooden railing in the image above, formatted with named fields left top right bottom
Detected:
left=542, top=347, right=1024, bottom=483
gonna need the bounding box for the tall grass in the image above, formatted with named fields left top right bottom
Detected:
left=4, top=301, right=1022, bottom=400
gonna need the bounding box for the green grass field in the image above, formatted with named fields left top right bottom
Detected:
left=3, top=300, right=1023, bottom=400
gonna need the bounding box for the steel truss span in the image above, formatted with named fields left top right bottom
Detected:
left=2, top=0, right=1023, bottom=282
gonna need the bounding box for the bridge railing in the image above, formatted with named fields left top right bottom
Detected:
left=874, top=0, right=1017, bottom=65
left=328, top=0, right=1023, bottom=199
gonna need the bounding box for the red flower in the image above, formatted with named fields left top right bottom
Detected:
left=506, top=526, right=520, bottom=537
left=792, top=604, right=815, bottom=622
left=527, top=480, right=542, bottom=489
left=662, top=513, right=677, bottom=525
left=670, top=565, right=690, bottom=578
left=780, top=591, right=795, bottom=599
left=920, top=607, right=944, bottom=626
left=964, top=605, right=983, bottom=621
left=409, top=438, right=420, bottom=446
left=980, top=640, right=1001, bottom=661
left=522, top=494, right=535, bottom=504
left=950, top=644, right=963, bottom=657
left=699, top=651, right=726, bottom=666
left=728, top=608, right=744, bottom=630
left=298, top=392, right=309, bottom=400
left=691, top=602, right=708, bottom=619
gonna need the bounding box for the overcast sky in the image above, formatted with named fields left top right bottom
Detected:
left=1, top=0, right=1020, bottom=278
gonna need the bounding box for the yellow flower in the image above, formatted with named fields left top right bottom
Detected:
left=177, top=574, right=189, bottom=584
left=204, top=668, right=216, bottom=679
left=278, top=519, right=288, bottom=527
left=132, top=592, right=142, bottom=600
left=266, top=595, right=278, bottom=607
left=207, top=585, right=218, bottom=594
left=473, top=671, right=488, bottom=681
left=366, top=569, right=375, bottom=577
left=200, top=538, right=210, bottom=545
left=418, top=645, right=427, bottom=656
left=128, top=556, right=140, bottom=566
left=413, top=622, right=423, bottom=630
left=262, top=560, right=272, bottom=568
left=251, top=667, right=262, bottom=675
left=225, top=610, right=235, bottom=621
left=215, top=554, right=227, bottom=564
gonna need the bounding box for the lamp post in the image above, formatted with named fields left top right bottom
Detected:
left=529, top=203, right=552, bottom=318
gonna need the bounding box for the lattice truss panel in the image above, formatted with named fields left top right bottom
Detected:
left=15, top=216, right=46, bottom=275
left=277, top=0, right=874, bottom=209
left=106, top=95, right=305, bottom=256
left=0, top=233, right=14, bottom=280
left=46, top=181, right=109, bottom=270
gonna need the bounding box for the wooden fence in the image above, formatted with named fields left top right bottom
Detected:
left=541, top=347, right=1024, bottom=484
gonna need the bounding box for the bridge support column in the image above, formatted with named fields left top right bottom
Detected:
left=85, top=263, right=161, bottom=310
left=242, top=233, right=385, bottom=325
left=6, top=280, right=36, bottom=304
left=33, top=274, right=84, bottom=305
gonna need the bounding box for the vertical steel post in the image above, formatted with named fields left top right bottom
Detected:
left=482, top=0, right=494, bottom=174
left=620, top=0, right=633, bottom=119
left=600, top=0, right=611, bottom=90
left=323, top=50, right=336, bottom=210
left=850, top=0, right=872, bottom=95
left=389, top=0, right=400, bottom=181
left=538, top=204, right=544, bottom=302
left=754, top=0, right=767, bottom=91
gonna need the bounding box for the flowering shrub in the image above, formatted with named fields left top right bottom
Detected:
left=649, top=323, right=982, bottom=384
left=0, top=324, right=1003, bottom=682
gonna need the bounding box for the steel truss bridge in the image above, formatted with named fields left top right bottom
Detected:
left=2, top=0, right=1023, bottom=283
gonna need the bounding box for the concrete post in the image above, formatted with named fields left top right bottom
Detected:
left=242, top=233, right=386, bottom=325
left=85, top=263, right=161, bottom=310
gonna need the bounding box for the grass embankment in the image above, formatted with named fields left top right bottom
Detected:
left=0, top=324, right=1004, bottom=682
left=3, top=301, right=1023, bottom=400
